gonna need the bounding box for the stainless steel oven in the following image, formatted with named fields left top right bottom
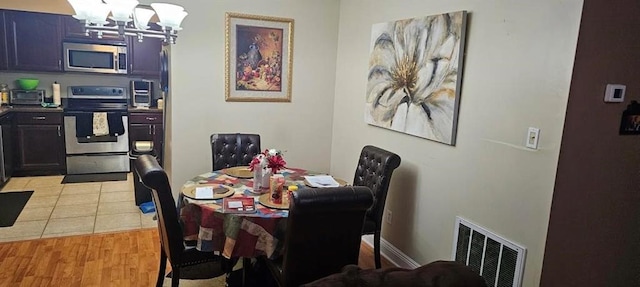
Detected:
left=64, top=86, right=130, bottom=174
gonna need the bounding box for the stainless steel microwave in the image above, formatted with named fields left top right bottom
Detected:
left=63, top=42, right=127, bottom=74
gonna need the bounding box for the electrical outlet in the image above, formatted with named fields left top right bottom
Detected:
left=385, top=209, right=392, bottom=224
left=526, top=127, right=540, bottom=149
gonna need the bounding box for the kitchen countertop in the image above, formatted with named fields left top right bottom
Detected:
left=0, top=105, right=63, bottom=116
left=128, top=107, right=163, bottom=113
left=0, top=106, right=163, bottom=117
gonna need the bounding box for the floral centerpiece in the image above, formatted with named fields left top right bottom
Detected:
left=249, top=149, right=286, bottom=192
left=249, top=149, right=286, bottom=173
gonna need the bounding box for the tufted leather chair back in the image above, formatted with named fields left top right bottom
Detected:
left=277, top=187, right=374, bottom=287
left=353, top=145, right=401, bottom=233
left=210, top=133, right=261, bottom=171
left=134, top=154, right=185, bottom=264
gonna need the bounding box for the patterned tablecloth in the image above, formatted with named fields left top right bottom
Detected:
left=179, top=167, right=314, bottom=259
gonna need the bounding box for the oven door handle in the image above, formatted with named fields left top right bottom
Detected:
left=64, top=111, right=127, bottom=117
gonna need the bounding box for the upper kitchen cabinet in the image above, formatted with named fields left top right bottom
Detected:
left=128, top=28, right=162, bottom=77
left=62, top=15, right=122, bottom=41
left=0, top=11, right=7, bottom=70
left=5, top=10, right=63, bottom=72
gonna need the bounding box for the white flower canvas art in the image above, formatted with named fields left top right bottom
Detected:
left=365, top=11, right=468, bottom=145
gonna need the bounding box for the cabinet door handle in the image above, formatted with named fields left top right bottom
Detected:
left=57, top=126, right=61, bottom=137
left=32, top=116, right=46, bottom=120
left=152, top=125, right=156, bottom=135
left=146, top=117, right=157, bottom=121
left=149, top=125, right=152, bottom=135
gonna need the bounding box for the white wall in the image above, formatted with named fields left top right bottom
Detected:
left=165, top=0, right=340, bottom=197
left=1, top=0, right=585, bottom=284
left=330, top=1, right=582, bottom=286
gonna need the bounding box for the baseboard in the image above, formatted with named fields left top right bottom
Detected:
left=361, top=235, right=421, bottom=269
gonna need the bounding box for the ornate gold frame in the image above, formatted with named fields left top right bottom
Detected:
left=225, top=12, right=294, bottom=102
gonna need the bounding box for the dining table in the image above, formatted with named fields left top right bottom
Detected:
left=178, top=166, right=346, bottom=260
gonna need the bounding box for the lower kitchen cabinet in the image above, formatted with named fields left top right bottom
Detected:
left=128, top=110, right=163, bottom=164
left=14, top=112, right=66, bottom=175
left=0, top=113, right=13, bottom=185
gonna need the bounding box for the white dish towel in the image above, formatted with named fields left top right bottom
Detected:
left=92, top=112, right=109, bottom=136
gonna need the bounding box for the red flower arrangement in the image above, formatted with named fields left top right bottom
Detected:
left=249, top=149, right=287, bottom=174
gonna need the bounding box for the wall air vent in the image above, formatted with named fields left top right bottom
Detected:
left=452, top=217, right=526, bottom=287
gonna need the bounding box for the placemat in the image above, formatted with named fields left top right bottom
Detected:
left=258, top=193, right=290, bottom=210
left=303, top=177, right=348, bottom=188
left=182, top=184, right=235, bottom=200
left=221, top=166, right=253, bottom=179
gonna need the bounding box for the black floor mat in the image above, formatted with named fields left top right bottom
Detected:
left=166, top=260, right=226, bottom=280
left=62, top=173, right=128, bottom=184
left=164, top=258, right=277, bottom=287
left=0, top=191, right=33, bottom=227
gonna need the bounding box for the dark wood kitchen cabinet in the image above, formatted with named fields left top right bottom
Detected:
left=128, top=110, right=163, bottom=163
left=128, top=32, right=162, bottom=77
left=0, top=113, right=14, bottom=182
left=14, top=112, right=66, bottom=175
left=0, top=11, right=8, bottom=70
left=5, top=10, right=63, bottom=72
left=62, top=15, right=122, bottom=41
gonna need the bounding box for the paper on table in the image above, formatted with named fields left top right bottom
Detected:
left=304, top=175, right=340, bottom=188
left=195, top=186, right=214, bottom=199
left=227, top=201, right=243, bottom=208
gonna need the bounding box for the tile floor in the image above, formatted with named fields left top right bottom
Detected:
left=0, top=173, right=156, bottom=243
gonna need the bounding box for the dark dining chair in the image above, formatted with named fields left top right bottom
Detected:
left=210, top=133, right=261, bottom=171
left=264, top=186, right=374, bottom=287
left=353, top=145, right=401, bottom=269
left=134, top=154, right=222, bottom=287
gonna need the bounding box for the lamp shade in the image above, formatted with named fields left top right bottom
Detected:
left=133, top=7, right=155, bottom=29
left=104, top=0, right=139, bottom=22
left=86, top=2, right=111, bottom=24
left=67, top=0, right=101, bottom=20
left=151, top=3, right=187, bottom=29
left=67, top=0, right=188, bottom=44
left=158, top=10, right=187, bottom=30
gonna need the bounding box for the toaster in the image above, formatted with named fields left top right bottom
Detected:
left=131, top=80, right=153, bottom=108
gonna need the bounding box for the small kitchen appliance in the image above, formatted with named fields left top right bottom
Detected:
left=63, top=41, right=127, bottom=74
left=130, top=80, right=153, bottom=108
left=10, top=89, right=45, bottom=105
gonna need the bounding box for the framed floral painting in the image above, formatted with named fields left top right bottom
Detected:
left=225, top=12, right=294, bottom=102
left=365, top=11, right=468, bottom=145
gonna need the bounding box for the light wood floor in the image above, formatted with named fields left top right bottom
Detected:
left=0, top=228, right=395, bottom=286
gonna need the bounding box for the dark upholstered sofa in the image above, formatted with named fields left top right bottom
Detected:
left=301, top=261, right=488, bottom=287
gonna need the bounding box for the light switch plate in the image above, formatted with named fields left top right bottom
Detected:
left=526, top=127, right=540, bottom=149
left=604, top=84, right=626, bottom=102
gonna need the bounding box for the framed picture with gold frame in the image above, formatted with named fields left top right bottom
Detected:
left=225, top=12, right=294, bottom=102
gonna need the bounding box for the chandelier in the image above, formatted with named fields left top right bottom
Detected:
left=66, top=0, right=188, bottom=44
